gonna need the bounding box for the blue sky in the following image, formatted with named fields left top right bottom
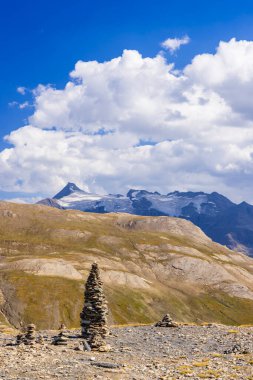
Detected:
left=1, top=1, right=253, bottom=201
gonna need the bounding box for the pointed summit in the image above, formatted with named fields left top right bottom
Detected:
left=53, top=182, right=84, bottom=199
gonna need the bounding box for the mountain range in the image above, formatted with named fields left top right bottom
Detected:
left=38, top=182, right=253, bottom=257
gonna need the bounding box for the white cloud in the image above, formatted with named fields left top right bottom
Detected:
left=8, top=100, right=30, bottom=110
left=19, top=101, right=30, bottom=109
left=161, top=35, right=190, bottom=53
left=1, top=39, right=253, bottom=203
left=17, top=86, right=26, bottom=95
left=185, top=38, right=253, bottom=119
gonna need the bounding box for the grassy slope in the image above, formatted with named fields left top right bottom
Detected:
left=0, top=202, right=253, bottom=329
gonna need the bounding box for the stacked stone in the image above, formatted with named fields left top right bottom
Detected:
left=24, top=324, right=37, bottom=345
left=80, top=262, right=109, bottom=351
left=16, top=333, right=24, bottom=345
left=52, top=330, right=68, bottom=346
left=155, top=314, right=178, bottom=327
left=16, top=324, right=36, bottom=345
left=16, top=324, right=37, bottom=345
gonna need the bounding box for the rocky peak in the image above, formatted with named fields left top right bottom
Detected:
left=53, top=182, right=84, bottom=199
left=127, top=189, right=155, bottom=199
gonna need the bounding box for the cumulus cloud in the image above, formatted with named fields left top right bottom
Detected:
left=161, top=35, right=190, bottom=53
left=185, top=38, right=253, bottom=119
left=1, top=38, right=253, bottom=202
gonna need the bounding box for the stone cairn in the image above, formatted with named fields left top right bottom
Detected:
left=58, top=323, right=66, bottom=330
left=16, top=323, right=37, bottom=345
left=52, top=331, right=68, bottom=346
left=80, top=262, right=110, bottom=351
left=52, top=325, right=69, bottom=346
left=155, top=313, right=178, bottom=327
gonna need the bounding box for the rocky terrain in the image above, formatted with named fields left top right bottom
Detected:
left=1, top=201, right=253, bottom=329
left=0, top=324, right=252, bottom=379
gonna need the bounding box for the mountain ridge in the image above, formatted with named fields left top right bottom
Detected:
left=38, top=183, right=253, bottom=257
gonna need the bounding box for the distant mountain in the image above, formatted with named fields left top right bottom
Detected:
left=53, top=182, right=85, bottom=199
left=38, top=183, right=253, bottom=256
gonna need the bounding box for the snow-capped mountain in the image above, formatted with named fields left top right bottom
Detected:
left=51, top=183, right=133, bottom=213
left=41, top=182, right=230, bottom=216
left=38, top=182, right=253, bottom=256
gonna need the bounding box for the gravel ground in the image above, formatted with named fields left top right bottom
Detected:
left=0, top=325, right=252, bottom=379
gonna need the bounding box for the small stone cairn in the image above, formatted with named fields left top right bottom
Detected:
left=52, top=331, right=68, bottom=346
left=16, top=323, right=37, bottom=345
left=52, top=325, right=69, bottom=346
left=58, top=323, right=66, bottom=330
left=80, top=262, right=110, bottom=351
left=155, top=313, right=178, bottom=327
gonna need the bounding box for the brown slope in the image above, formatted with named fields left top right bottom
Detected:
left=0, top=201, right=253, bottom=329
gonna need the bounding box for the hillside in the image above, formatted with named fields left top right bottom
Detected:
left=1, top=201, right=253, bottom=330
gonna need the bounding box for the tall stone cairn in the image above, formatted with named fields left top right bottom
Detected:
left=80, top=263, right=109, bottom=350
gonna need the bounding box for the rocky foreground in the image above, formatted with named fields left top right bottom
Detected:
left=0, top=325, right=252, bottom=379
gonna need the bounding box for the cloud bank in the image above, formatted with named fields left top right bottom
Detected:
left=1, top=38, right=253, bottom=202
